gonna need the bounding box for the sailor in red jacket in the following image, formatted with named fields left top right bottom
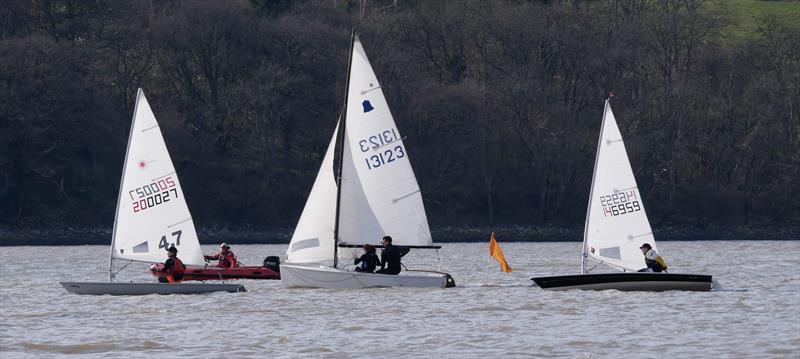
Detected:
left=160, top=246, right=185, bottom=283
left=204, top=243, right=238, bottom=268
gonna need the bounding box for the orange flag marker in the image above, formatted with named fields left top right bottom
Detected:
left=489, top=232, right=512, bottom=273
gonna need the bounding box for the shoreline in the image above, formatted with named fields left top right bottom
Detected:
left=0, top=225, right=797, bottom=246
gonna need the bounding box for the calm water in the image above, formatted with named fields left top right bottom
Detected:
left=1, top=241, right=798, bottom=358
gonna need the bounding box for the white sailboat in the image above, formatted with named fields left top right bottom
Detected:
left=531, top=98, right=712, bottom=291
left=280, top=33, right=455, bottom=289
left=60, top=89, right=245, bottom=295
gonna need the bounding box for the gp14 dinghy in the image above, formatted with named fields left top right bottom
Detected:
left=280, top=32, right=455, bottom=289
left=60, top=89, right=245, bottom=295
left=531, top=97, right=712, bottom=291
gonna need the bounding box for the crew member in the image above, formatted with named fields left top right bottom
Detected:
left=638, top=243, right=668, bottom=273
left=204, top=243, right=238, bottom=268
left=376, top=236, right=410, bottom=275
left=160, top=246, right=185, bottom=283
left=354, top=244, right=380, bottom=273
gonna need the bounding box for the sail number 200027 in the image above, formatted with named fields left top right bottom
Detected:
left=357, top=128, right=406, bottom=170
left=129, top=176, right=179, bottom=213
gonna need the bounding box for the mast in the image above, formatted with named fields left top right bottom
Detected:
left=333, top=1, right=366, bottom=268
left=581, top=97, right=611, bottom=274
left=109, top=89, right=143, bottom=282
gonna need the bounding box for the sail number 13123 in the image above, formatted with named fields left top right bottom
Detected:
left=357, top=128, right=406, bottom=170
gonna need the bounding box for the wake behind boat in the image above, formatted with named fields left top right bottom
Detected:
left=531, top=98, right=712, bottom=291
left=59, top=89, right=245, bottom=296
left=280, top=30, right=454, bottom=289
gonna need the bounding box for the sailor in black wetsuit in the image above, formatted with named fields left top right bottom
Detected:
left=376, top=236, right=410, bottom=275
left=354, top=244, right=380, bottom=273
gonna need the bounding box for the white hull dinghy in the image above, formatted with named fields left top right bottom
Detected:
left=531, top=98, right=712, bottom=291
left=280, top=29, right=454, bottom=289
left=281, top=264, right=452, bottom=289
left=59, top=89, right=245, bottom=295
left=60, top=282, right=245, bottom=295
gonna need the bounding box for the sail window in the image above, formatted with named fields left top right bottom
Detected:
left=132, top=241, right=149, bottom=253
left=599, top=246, right=621, bottom=260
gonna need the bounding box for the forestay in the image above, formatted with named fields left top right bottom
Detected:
left=285, top=127, right=339, bottom=265
left=110, top=89, right=204, bottom=266
left=583, top=100, right=656, bottom=272
left=337, top=36, right=433, bottom=248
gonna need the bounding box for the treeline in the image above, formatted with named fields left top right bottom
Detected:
left=1, top=0, right=798, bottom=234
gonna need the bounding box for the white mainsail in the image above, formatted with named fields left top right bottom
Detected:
left=285, top=127, right=339, bottom=265
left=110, top=89, right=205, bottom=266
left=286, top=36, right=432, bottom=266
left=583, top=99, right=656, bottom=272
left=337, top=36, right=432, bottom=247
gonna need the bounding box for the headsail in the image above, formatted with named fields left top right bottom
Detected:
left=110, top=89, right=204, bottom=266
left=337, top=36, right=433, bottom=247
left=583, top=100, right=656, bottom=272
left=285, top=126, right=339, bottom=265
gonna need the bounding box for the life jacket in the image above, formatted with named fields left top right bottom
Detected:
left=165, top=257, right=185, bottom=283
left=359, top=253, right=379, bottom=271
left=644, top=249, right=667, bottom=272
left=218, top=251, right=237, bottom=268
left=172, top=257, right=186, bottom=274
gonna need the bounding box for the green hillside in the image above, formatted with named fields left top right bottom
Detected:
left=720, top=0, right=800, bottom=44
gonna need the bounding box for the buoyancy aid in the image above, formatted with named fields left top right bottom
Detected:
left=172, top=257, right=186, bottom=274
left=206, top=251, right=238, bottom=268
left=164, top=257, right=186, bottom=283
left=356, top=253, right=380, bottom=272
left=644, top=249, right=668, bottom=272
left=221, top=251, right=239, bottom=268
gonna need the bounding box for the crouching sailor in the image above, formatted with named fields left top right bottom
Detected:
left=159, top=246, right=186, bottom=283
left=638, top=243, right=668, bottom=273
left=354, top=244, right=380, bottom=273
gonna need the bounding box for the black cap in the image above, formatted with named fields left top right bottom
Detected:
left=167, top=246, right=178, bottom=253
left=639, top=243, right=651, bottom=249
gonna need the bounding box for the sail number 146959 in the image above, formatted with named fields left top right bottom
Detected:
left=600, top=190, right=641, bottom=217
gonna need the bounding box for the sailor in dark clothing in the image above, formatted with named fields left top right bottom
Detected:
left=354, top=244, right=380, bottom=273
left=376, top=236, right=410, bottom=275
